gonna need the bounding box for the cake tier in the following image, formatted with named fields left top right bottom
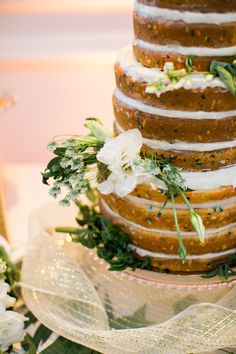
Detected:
left=100, top=196, right=236, bottom=273
left=133, top=11, right=236, bottom=49
left=137, top=0, right=236, bottom=13
left=102, top=193, right=236, bottom=233
left=113, top=90, right=236, bottom=144
left=133, top=43, right=236, bottom=71
left=113, top=93, right=236, bottom=171
left=133, top=2, right=236, bottom=69
left=115, top=61, right=236, bottom=112
left=114, top=122, right=236, bottom=171
left=114, top=49, right=236, bottom=171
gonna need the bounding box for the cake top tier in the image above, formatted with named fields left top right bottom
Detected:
left=137, top=0, right=236, bottom=13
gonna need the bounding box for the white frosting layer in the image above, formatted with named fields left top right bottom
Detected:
left=182, top=165, right=236, bottom=190
left=115, top=89, right=236, bottom=120
left=127, top=194, right=236, bottom=210
left=130, top=244, right=236, bottom=260
left=134, top=38, right=236, bottom=57
left=101, top=199, right=236, bottom=236
left=135, top=2, right=236, bottom=25
left=115, top=121, right=236, bottom=152
left=117, top=47, right=226, bottom=94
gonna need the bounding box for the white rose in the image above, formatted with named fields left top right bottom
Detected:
left=0, top=311, right=27, bottom=351
left=0, top=280, right=15, bottom=314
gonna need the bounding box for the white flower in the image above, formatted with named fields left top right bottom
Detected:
left=97, top=130, right=146, bottom=197
left=0, top=280, right=16, bottom=314
left=0, top=258, right=7, bottom=274
left=0, top=311, right=27, bottom=351
left=164, top=62, right=174, bottom=74
left=97, top=166, right=146, bottom=198
left=97, top=129, right=143, bottom=172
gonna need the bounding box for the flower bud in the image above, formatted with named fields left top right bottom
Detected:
left=85, top=121, right=112, bottom=143
left=179, top=244, right=187, bottom=264
left=190, top=210, right=205, bottom=244
left=0, top=258, right=7, bottom=274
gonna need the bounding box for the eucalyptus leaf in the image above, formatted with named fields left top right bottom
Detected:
left=216, top=66, right=236, bottom=96
left=209, top=61, right=236, bottom=96
left=185, top=55, right=196, bottom=72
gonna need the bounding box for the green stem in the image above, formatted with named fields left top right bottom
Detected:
left=170, top=189, right=187, bottom=263
left=157, top=189, right=170, bottom=217
left=55, top=227, right=79, bottom=234
left=175, top=185, right=193, bottom=212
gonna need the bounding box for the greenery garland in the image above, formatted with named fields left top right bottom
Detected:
left=56, top=198, right=151, bottom=272
left=149, top=57, right=236, bottom=96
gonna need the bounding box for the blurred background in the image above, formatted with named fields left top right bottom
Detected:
left=0, top=0, right=133, bottom=163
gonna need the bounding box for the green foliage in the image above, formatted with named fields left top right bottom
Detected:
left=56, top=201, right=151, bottom=272
left=0, top=246, right=20, bottom=298
left=185, top=55, right=196, bottom=72
left=105, top=293, right=153, bottom=330
left=202, top=254, right=236, bottom=282
left=210, top=61, right=236, bottom=96
left=23, top=312, right=100, bottom=354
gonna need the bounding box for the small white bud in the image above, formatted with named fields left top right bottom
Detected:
left=190, top=210, right=205, bottom=244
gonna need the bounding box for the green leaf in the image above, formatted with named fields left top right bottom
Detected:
left=111, top=305, right=153, bottom=330
left=209, top=61, right=236, bottom=96
left=33, top=324, right=52, bottom=348
left=21, top=334, right=37, bottom=354
left=210, top=61, right=236, bottom=76
left=56, top=201, right=151, bottom=272
left=185, top=55, right=196, bottom=72
left=217, top=66, right=236, bottom=96
left=24, top=311, right=38, bottom=327
left=0, top=246, right=21, bottom=297
left=202, top=267, right=220, bottom=279
left=202, top=257, right=236, bottom=281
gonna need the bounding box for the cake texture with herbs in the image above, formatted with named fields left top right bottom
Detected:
left=43, top=0, right=236, bottom=279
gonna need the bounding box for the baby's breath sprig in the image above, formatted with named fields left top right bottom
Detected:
left=42, top=118, right=112, bottom=207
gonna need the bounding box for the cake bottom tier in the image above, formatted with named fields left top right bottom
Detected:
left=99, top=191, right=236, bottom=274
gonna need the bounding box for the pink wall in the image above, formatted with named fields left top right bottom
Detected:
left=0, top=1, right=133, bottom=163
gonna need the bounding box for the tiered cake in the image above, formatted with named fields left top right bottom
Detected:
left=100, top=0, right=236, bottom=274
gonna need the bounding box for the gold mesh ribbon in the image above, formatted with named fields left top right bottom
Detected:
left=21, top=204, right=236, bottom=354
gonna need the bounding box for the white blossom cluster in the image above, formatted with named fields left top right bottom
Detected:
left=0, top=258, right=26, bottom=352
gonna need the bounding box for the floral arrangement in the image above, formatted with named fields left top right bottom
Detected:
left=42, top=118, right=205, bottom=263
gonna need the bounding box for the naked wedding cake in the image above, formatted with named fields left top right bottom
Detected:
left=99, top=0, right=236, bottom=274
left=44, top=0, right=236, bottom=277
